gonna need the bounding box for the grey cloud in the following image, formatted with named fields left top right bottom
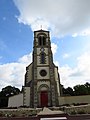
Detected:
left=69, top=71, right=83, bottom=77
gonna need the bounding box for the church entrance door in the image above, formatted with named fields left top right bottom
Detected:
left=40, top=91, right=48, bottom=107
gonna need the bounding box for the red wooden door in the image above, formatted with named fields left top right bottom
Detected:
left=41, top=91, right=48, bottom=107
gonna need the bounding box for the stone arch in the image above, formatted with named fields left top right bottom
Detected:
left=38, top=84, right=49, bottom=92
left=37, top=33, right=47, bottom=38
left=37, top=33, right=47, bottom=46
left=37, top=84, right=51, bottom=107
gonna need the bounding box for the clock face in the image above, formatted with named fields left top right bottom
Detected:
left=40, top=69, right=47, bottom=77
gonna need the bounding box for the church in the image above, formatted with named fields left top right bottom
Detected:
left=8, top=29, right=90, bottom=108
left=8, top=29, right=61, bottom=108
left=23, top=29, right=61, bottom=108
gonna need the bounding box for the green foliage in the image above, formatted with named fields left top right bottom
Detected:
left=0, top=86, right=21, bottom=108
left=78, top=110, right=86, bottom=114
left=70, top=110, right=77, bottom=115
left=1, top=86, right=20, bottom=97
left=73, top=103, right=88, bottom=106
left=0, top=112, right=4, bottom=117
left=62, top=82, right=90, bottom=96
left=74, top=82, right=90, bottom=96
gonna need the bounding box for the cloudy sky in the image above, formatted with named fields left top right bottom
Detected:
left=0, top=0, right=90, bottom=91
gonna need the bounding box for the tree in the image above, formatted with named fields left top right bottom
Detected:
left=84, top=82, right=90, bottom=94
left=74, top=84, right=88, bottom=96
left=0, top=86, right=20, bottom=107
left=66, top=87, right=74, bottom=96
left=62, top=87, right=74, bottom=96
left=1, top=86, right=20, bottom=97
left=61, top=82, right=90, bottom=96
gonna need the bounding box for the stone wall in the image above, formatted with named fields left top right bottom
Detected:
left=59, top=95, right=90, bottom=105
left=8, top=93, right=23, bottom=107
left=63, top=104, right=90, bottom=114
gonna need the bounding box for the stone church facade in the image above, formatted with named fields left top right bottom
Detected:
left=8, top=30, right=90, bottom=108
left=23, top=30, right=61, bottom=108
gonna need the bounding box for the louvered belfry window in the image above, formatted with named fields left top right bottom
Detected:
left=38, top=36, right=46, bottom=46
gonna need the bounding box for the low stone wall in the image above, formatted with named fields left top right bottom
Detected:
left=0, top=106, right=90, bottom=117
left=59, top=95, right=90, bottom=105
left=60, top=104, right=90, bottom=114
left=0, top=108, right=41, bottom=117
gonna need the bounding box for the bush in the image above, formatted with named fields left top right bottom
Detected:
left=78, top=110, right=86, bottom=114
left=70, top=110, right=77, bottom=115
left=73, top=103, right=88, bottom=106
left=0, top=112, right=3, bottom=117
left=61, top=104, right=70, bottom=107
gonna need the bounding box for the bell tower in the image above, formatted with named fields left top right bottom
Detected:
left=23, top=29, right=61, bottom=108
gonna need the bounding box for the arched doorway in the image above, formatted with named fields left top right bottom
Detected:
left=38, top=84, right=50, bottom=107
left=40, top=91, right=48, bottom=107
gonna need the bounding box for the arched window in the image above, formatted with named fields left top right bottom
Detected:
left=40, top=52, right=46, bottom=64
left=38, top=36, right=42, bottom=46
left=38, top=36, right=46, bottom=46
left=43, top=36, right=46, bottom=45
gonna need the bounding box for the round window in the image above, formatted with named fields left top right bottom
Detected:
left=40, top=70, right=47, bottom=77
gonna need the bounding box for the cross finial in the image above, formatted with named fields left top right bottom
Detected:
left=40, top=25, right=42, bottom=30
